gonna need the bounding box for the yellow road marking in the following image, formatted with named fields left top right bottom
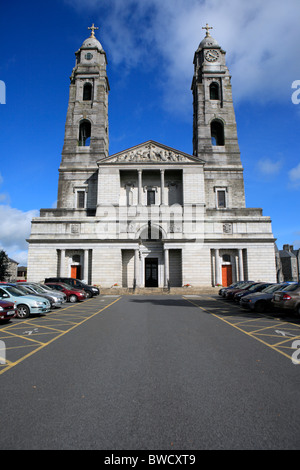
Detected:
left=272, top=334, right=300, bottom=347
left=183, top=296, right=300, bottom=364
left=0, top=297, right=121, bottom=376
left=1, top=329, right=45, bottom=345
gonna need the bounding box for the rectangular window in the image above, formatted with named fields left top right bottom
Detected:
left=77, top=191, right=85, bottom=209
left=217, top=190, right=226, bottom=208
left=147, top=190, right=155, bottom=206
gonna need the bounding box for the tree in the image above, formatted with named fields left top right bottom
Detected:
left=0, top=250, right=10, bottom=281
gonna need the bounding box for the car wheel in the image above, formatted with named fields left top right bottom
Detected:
left=17, top=304, right=30, bottom=319
left=85, top=291, right=92, bottom=298
left=295, top=304, right=300, bottom=318
left=69, top=295, right=77, bottom=303
left=255, top=301, right=266, bottom=313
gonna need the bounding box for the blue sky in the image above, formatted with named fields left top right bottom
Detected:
left=1, top=0, right=300, bottom=265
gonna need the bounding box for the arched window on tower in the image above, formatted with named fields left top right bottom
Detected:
left=209, top=82, right=220, bottom=100
left=78, top=119, right=91, bottom=146
left=83, top=82, right=93, bottom=101
left=211, top=119, right=224, bottom=146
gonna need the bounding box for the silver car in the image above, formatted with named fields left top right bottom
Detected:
left=24, top=283, right=67, bottom=307
left=13, top=284, right=58, bottom=309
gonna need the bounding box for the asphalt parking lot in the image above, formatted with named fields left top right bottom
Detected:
left=1, top=293, right=300, bottom=374
left=1, top=294, right=300, bottom=450
left=0, top=295, right=121, bottom=375
left=184, top=294, right=300, bottom=365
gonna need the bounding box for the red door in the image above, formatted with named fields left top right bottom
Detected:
left=71, top=265, right=81, bottom=279
left=222, top=265, right=232, bottom=287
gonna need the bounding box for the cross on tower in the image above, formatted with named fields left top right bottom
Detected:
left=202, top=23, right=213, bottom=37
left=88, top=23, right=99, bottom=38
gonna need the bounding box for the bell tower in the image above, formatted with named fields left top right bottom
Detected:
left=191, top=24, right=246, bottom=208
left=57, top=24, right=109, bottom=212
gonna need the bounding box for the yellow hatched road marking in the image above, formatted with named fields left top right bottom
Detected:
left=0, top=297, right=121, bottom=376
left=1, top=329, right=45, bottom=345
left=183, top=296, right=300, bottom=363
left=272, top=334, right=300, bottom=347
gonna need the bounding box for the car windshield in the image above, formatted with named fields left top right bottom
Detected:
left=262, top=284, right=281, bottom=293
left=73, top=280, right=86, bottom=287
left=41, top=285, right=55, bottom=292
left=29, top=285, right=44, bottom=293
left=246, top=284, right=259, bottom=291
left=4, top=286, right=25, bottom=297
left=233, top=282, right=250, bottom=289
left=282, top=283, right=300, bottom=292
left=49, top=283, right=69, bottom=289
left=14, top=285, right=32, bottom=294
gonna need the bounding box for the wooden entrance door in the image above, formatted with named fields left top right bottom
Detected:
left=222, top=265, right=232, bottom=287
left=71, top=265, right=81, bottom=279
left=145, top=258, right=158, bottom=287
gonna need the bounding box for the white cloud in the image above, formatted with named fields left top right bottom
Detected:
left=0, top=205, right=39, bottom=265
left=288, top=163, right=300, bottom=187
left=66, top=0, right=300, bottom=113
left=0, top=172, right=11, bottom=206
left=257, top=158, right=282, bottom=176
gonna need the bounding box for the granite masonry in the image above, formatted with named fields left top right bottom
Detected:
left=27, top=25, right=277, bottom=289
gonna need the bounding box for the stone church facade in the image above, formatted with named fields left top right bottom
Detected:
left=27, top=25, right=277, bottom=289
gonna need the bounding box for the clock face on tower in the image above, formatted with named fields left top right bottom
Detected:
left=205, top=50, right=219, bottom=62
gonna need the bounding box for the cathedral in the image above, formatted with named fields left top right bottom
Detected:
left=27, top=24, right=277, bottom=289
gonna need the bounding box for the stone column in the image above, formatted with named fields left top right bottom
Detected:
left=164, top=247, right=169, bottom=288
left=160, top=169, right=165, bottom=205
left=238, top=249, right=244, bottom=281
left=84, top=249, right=89, bottom=283
left=134, top=248, right=140, bottom=287
left=60, top=249, right=65, bottom=276
left=215, top=249, right=221, bottom=285
left=138, top=169, right=143, bottom=205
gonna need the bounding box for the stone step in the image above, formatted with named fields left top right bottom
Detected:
left=100, top=286, right=219, bottom=295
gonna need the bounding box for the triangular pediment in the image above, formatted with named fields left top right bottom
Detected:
left=98, top=141, right=204, bottom=165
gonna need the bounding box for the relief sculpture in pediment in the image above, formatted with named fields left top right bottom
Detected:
left=115, top=143, right=189, bottom=163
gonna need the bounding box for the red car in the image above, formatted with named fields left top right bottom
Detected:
left=44, top=282, right=87, bottom=303
left=0, top=299, right=17, bottom=323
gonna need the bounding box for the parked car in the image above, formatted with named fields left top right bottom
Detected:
left=44, top=282, right=87, bottom=303
left=218, top=281, right=246, bottom=297
left=15, top=282, right=66, bottom=308
left=5, top=283, right=56, bottom=309
left=239, top=283, right=292, bottom=312
left=271, top=283, right=300, bottom=317
left=224, top=281, right=258, bottom=300
left=44, top=277, right=99, bottom=298
left=233, top=282, right=273, bottom=303
left=31, top=283, right=67, bottom=304
left=0, top=299, right=17, bottom=323
left=0, top=285, right=51, bottom=319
